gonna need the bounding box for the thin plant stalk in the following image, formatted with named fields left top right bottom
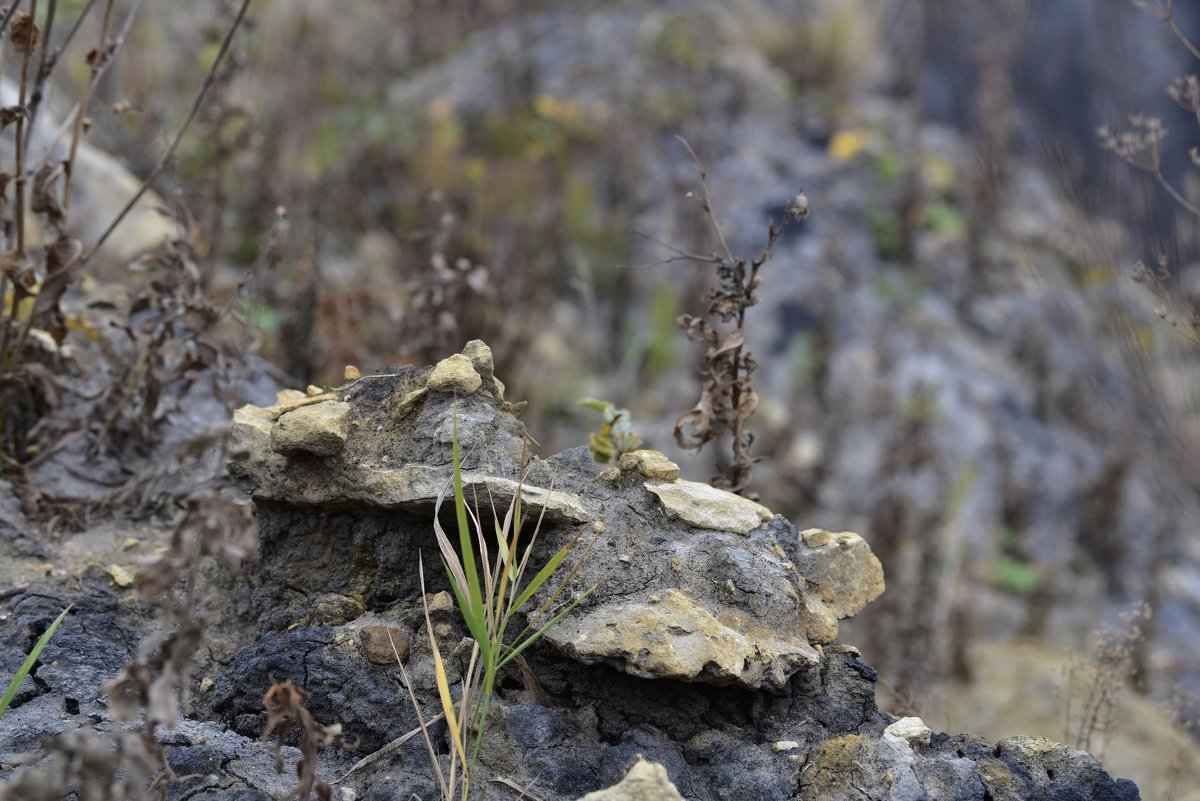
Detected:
left=13, top=0, right=37, bottom=258
left=83, top=0, right=253, bottom=263
left=61, top=0, right=112, bottom=216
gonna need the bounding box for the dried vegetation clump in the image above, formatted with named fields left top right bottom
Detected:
left=262, top=681, right=356, bottom=801
left=655, top=138, right=808, bottom=494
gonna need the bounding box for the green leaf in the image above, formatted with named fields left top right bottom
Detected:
left=993, top=556, right=1039, bottom=595
left=452, top=409, right=486, bottom=647
left=577, top=398, right=614, bottom=413
left=497, top=583, right=597, bottom=670
left=0, top=605, right=71, bottom=719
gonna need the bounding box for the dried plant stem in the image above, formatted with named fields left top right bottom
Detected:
left=61, top=0, right=113, bottom=216
left=82, top=0, right=253, bottom=264
left=0, top=1, right=19, bottom=38
left=676, top=135, right=734, bottom=264
left=14, top=0, right=40, bottom=257
left=22, top=0, right=59, bottom=153
left=1153, top=169, right=1200, bottom=218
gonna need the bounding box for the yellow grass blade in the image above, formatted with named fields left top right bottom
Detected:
left=419, top=554, right=469, bottom=770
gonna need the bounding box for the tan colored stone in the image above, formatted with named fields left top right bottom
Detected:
left=546, top=588, right=819, bottom=690
left=795, top=529, right=884, bottom=618
left=271, top=401, right=351, bottom=457
left=427, top=591, right=456, bottom=615
left=801, top=528, right=831, bottom=547
left=577, top=757, right=684, bottom=801
left=427, top=353, right=482, bottom=394
left=644, top=480, right=773, bottom=534
left=360, top=625, right=409, bottom=665
left=618, top=449, right=680, bottom=481
left=798, top=593, right=840, bottom=644
left=885, top=716, right=932, bottom=746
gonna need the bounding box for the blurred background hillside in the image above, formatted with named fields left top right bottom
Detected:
left=14, top=0, right=1200, bottom=796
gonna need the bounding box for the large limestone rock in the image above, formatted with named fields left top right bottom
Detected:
left=549, top=588, right=820, bottom=689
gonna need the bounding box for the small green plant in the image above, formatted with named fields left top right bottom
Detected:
left=578, top=397, right=640, bottom=463
left=410, top=407, right=595, bottom=800
left=0, top=603, right=70, bottom=719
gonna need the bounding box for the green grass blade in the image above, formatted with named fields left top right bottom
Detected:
left=451, top=409, right=486, bottom=639
left=509, top=544, right=572, bottom=614
left=0, top=604, right=71, bottom=719
left=496, top=584, right=597, bottom=670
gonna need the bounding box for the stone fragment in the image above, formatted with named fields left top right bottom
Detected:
left=271, top=401, right=351, bottom=457
left=546, top=588, right=820, bottom=690
left=772, top=741, right=800, bottom=752
left=344, top=364, right=361, bottom=381
left=618, top=449, right=680, bottom=480
left=106, top=564, right=133, bottom=588
left=577, top=757, right=685, bottom=801
left=644, top=480, right=773, bottom=533
left=359, top=625, right=409, bottom=665
left=427, top=353, right=482, bottom=394
left=886, top=716, right=932, bottom=747
left=795, top=528, right=885, bottom=618
left=462, top=339, right=502, bottom=398
left=427, top=591, right=456, bottom=615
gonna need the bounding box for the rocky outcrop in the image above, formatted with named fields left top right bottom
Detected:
left=228, top=341, right=884, bottom=691
left=0, top=342, right=1141, bottom=801
left=208, top=341, right=1138, bottom=800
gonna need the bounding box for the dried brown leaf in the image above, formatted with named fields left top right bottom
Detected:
left=32, top=164, right=67, bottom=232
left=9, top=12, right=41, bottom=54
left=0, top=105, right=27, bottom=133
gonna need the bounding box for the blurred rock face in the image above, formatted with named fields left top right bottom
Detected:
left=0, top=79, right=173, bottom=263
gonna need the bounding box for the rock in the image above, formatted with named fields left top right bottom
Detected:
left=270, top=401, right=351, bottom=457
left=462, top=339, right=504, bottom=399
left=643, top=480, right=774, bottom=534
left=358, top=625, right=408, bottom=665
left=885, top=716, right=932, bottom=747
left=577, top=757, right=685, bottom=801
left=795, top=529, right=885, bottom=618
left=427, top=353, right=483, bottom=394
left=798, top=734, right=927, bottom=801
left=546, top=588, right=820, bottom=690
left=617, top=450, right=680, bottom=481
